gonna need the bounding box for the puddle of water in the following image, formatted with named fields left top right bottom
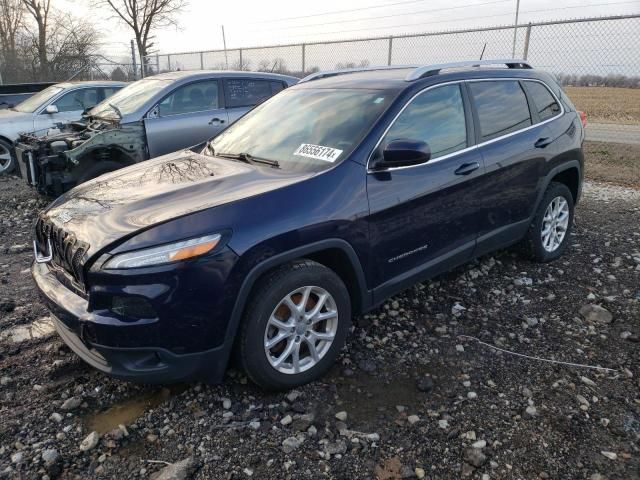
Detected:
left=86, top=386, right=186, bottom=435
left=0, top=317, right=55, bottom=343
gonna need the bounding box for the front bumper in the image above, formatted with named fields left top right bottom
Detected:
left=32, top=261, right=231, bottom=384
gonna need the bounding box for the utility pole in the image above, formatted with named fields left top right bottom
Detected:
left=222, top=25, right=229, bottom=69
left=131, top=39, right=138, bottom=80
left=511, top=0, right=521, bottom=58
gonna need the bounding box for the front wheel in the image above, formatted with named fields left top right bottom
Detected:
left=522, top=181, right=575, bottom=262
left=238, top=260, right=351, bottom=390
left=0, top=138, right=16, bottom=175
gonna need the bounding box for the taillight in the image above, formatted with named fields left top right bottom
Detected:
left=578, top=110, right=587, bottom=128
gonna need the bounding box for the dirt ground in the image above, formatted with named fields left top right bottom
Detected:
left=565, top=87, right=640, bottom=125
left=0, top=166, right=639, bottom=479
left=584, top=141, right=640, bottom=188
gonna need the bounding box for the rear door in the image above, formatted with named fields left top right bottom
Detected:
left=467, top=79, right=553, bottom=253
left=366, top=83, right=484, bottom=300
left=223, top=78, right=286, bottom=124
left=144, top=79, right=228, bottom=158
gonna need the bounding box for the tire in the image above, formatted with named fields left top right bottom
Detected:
left=522, top=181, right=574, bottom=263
left=238, top=260, right=351, bottom=390
left=76, top=161, right=122, bottom=184
left=0, top=138, right=16, bottom=175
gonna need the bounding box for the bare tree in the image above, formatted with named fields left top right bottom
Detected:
left=95, top=0, right=186, bottom=75
left=22, top=0, right=50, bottom=79
left=0, top=0, right=24, bottom=81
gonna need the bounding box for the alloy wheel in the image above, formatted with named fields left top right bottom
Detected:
left=541, top=196, right=570, bottom=252
left=264, top=285, right=338, bottom=375
left=0, top=144, right=12, bottom=174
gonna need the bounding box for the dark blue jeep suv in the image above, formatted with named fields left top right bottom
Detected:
left=32, top=60, right=585, bottom=389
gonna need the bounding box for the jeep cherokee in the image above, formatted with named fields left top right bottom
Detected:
left=31, top=60, right=585, bottom=389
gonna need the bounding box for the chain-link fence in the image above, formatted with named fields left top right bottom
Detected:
left=152, top=14, right=640, bottom=144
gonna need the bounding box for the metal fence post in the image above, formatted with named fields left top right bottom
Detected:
left=130, top=39, right=137, bottom=80
left=302, top=43, right=306, bottom=74
left=200, top=51, right=204, bottom=70
left=239, top=49, right=243, bottom=70
left=167, top=54, right=171, bottom=71
left=523, top=23, right=532, bottom=60
left=387, top=36, right=393, bottom=65
left=156, top=54, right=160, bottom=73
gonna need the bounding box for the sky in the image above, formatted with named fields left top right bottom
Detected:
left=65, top=0, right=640, bottom=61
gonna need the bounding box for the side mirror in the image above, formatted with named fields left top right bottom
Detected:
left=372, top=139, right=431, bottom=170
left=45, top=104, right=59, bottom=114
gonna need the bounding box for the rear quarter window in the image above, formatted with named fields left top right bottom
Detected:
left=469, top=80, right=532, bottom=142
left=524, top=81, right=561, bottom=121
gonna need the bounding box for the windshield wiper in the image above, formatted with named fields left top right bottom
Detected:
left=108, top=102, right=122, bottom=119
left=215, top=152, right=280, bottom=168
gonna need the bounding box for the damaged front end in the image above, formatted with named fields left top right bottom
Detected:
left=16, top=118, right=147, bottom=196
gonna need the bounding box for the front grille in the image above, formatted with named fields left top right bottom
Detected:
left=35, top=214, right=89, bottom=287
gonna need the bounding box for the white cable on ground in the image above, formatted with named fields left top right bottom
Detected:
left=457, top=335, right=620, bottom=373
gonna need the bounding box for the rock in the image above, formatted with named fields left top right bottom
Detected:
left=147, top=433, right=158, bottom=443
left=282, top=435, right=304, bottom=453
left=580, top=376, right=596, bottom=387
left=41, top=449, right=59, bottom=466
left=464, top=448, right=487, bottom=467
left=151, top=457, right=196, bottom=480
left=324, top=440, right=347, bottom=455
left=472, top=440, right=487, bottom=449
left=11, top=452, right=23, bottom=464
left=222, top=398, right=231, bottom=410
left=416, top=375, right=434, bottom=393
left=249, top=421, right=260, bottom=430
left=60, top=397, right=82, bottom=411
left=79, top=431, right=100, bottom=452
left=358, top=359, right=377, bottom=373
left=335, top=411, right=348, bottom=421
left=280, top=415, right=292, bottom=426
left=579, top=304, right=613, bottom=324
left=286, top=390, right=301, bottom=403
left=600, top=451, right=617, bottom=460
left=0, top=376, right=12, bottom=385
left=514, top=277, right=533, bottom=286
left=438, top=419, right=449, bottom=429
left=461, top=463, right=475, bottom=477
left=415, top=467, right=426, bottom=479
left=8, top=243, right=29, bottom=254
left=407, top=415, right=420, bottom=425
left=49, top=412, right=63, bottom=423
left=524, top=406, right=538, bottom=418
left=467, top=391, right=477, bottom=400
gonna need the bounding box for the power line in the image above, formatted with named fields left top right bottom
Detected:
left=255, top=0, right=639, bottom=40
left=251, top=0, right=512, bottom=32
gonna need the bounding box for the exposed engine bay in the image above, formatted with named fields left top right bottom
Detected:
left=16, top=118, right=147, bottom=196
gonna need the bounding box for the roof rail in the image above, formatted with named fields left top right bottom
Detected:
left=298, top=65, right=418, bottom=83
left=405, top=59, right=532, bottom=81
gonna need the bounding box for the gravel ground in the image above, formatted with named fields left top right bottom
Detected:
left=0, top=174, right=639, bottom=480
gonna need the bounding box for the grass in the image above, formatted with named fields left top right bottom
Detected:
left=584, top=141, right=640, bottom=188
left=565, top=86, right=640, bottom=125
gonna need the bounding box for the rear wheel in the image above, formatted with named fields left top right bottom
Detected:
left=522, top=182, right=574, bottom=262
left=0, top=138, right=16, bottom=175
left=238, top=260, right=351, bottom=390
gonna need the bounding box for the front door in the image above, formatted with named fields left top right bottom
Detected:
left=145, top=79, right=229, bottom=158
left=366, top=83, right=484, bottom=301
left=33, top=87, right=102, bottom=133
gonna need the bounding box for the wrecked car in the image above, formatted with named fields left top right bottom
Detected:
left=16, top=70, right=298, bottom=195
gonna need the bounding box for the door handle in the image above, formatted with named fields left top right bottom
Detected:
left=534, top=137, right=553, bottom=148
left=454, top=162, right=480, bottom=176
left=209, top=117, right=225, bottom=125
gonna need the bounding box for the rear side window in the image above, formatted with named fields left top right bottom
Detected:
left=383, top=84, right=467, bottom=160
left=524, top=81, right=561, bottom=121
left=469, top=80, right=532, bottom=142
left=224, top=79, right=274, bottom=108
left=270, top=81, right=285, bottom=95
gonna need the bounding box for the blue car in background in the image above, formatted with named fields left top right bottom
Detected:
left=31, top=60, right=585, bottom=389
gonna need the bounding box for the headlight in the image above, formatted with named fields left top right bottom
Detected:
left=103, top=234, right=221, bottom=269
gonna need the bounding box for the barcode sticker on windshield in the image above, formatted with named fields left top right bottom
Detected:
left=294, top=144, right=343, bottom=163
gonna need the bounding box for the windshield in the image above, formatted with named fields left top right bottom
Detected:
left=90, top=78, right=170, bottom=119
left=13, top=85, right=64, bottom=113
left=207, top=88, right=394, bottom=172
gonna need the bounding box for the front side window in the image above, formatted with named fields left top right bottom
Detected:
left=208, top=88, right=394, bottom=173
left=382, top=84, right=467, bottom=160
left=224, top=79, right=274, bottom=108
left=52, top=88, right=101, bottom=113
left=158, top=80, right=219, bottom=116
left=525, top=81, right=561, bottom=121
left=469, top=80, right=532, bottom=141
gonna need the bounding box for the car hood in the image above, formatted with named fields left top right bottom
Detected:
left=0, top=108, right=32, bottom=129
left=43, top=150, right=313, bottom=255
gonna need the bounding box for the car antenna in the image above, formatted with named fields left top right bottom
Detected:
left=479, top=43, right=487, bottom=60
